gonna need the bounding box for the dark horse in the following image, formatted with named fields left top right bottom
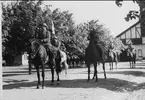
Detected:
left=107, top=49, right=118, bottom=70
left=85, top=31, right=107, bottom=82
left=29, top=39, right=64, bottom=89
left=126, top=48, right=136, bottom=68
left=29, top=39, right=47, bottom=89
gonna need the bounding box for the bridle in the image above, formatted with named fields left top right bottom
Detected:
left=30, top=39, right=41, bottom=59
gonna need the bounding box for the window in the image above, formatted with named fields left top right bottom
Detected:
left=138, top=49, right=142, bottom=57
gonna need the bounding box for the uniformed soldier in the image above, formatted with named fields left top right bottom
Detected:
left=108, top=41, right=117, bottom=58
left=35, top=23, right=51, bottom=52
left=128, top=42, right=135, bottom=53
left=108, top=41, right=115, bottom=53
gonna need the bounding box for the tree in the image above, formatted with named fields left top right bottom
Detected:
left=52, top=8, right=76, bottom=55
left=2, top=0, right=52, bottom=65
left=82, top=20, right=125, bottom=53
left=115, top=0, right=145, bottom=37
left=2, top=1, right=77, bottom=65
left=116, top=0, right=145, bottom=21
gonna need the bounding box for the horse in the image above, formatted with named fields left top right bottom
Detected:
left=85, top=31, right=107, bottom=82
left=29, top=39, right=48, bottom=89
left=107, top=49, right=118, bottom=70
left=126, top=48, right=136, bottom=68
left=59, top=50, right=69, bottom=75
left=29, top=39, right=68, bottom=88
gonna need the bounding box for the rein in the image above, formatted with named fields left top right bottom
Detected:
left=31, top=45, right=41, bottom=59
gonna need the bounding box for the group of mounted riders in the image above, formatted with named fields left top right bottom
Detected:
left=28, top=16, right=136, bottom=88
left=31, top=19, right=135, bottom=67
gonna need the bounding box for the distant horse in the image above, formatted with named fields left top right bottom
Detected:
left=126, top=48, right=136, bottom=68
left=85, top=31, right=107, bottom=82
left=107, top=49, right=118, bottom=70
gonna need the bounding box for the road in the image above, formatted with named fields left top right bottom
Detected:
left=2, top=61, right=145, bottom=100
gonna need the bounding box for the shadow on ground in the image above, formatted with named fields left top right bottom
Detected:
left=78, top=70, right=145, bottom=77
left=3, top=69, right=51, bottom=77
left=3, top=73, right=28, bottom=77
left=107, top=71, right=145, bottom=77
left=3, top=77, right=143, bottom=92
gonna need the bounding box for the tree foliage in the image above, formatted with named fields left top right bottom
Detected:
left=2, top=1, right=125, bottom=65
left=115, top=0, right=145, bottom=22
left=115, top=0, right=145, bottom=37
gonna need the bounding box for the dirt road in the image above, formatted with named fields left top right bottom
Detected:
left=2, top=61, right=145, bottom=100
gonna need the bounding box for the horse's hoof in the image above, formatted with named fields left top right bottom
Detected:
left=57, top=81, right=60, bottom=85
left=37, top=86, right=39, bottom=89
left=42, top=84, right=45, bottom=89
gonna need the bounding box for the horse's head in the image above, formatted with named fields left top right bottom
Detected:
left=29, top=39, right=40, bottom=53
left=88, top=30, right=99, bottom=43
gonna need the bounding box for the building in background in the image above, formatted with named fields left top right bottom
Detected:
left=116, top=21, right=145, bottom=60
left=116, top=4, right=145, bottom=60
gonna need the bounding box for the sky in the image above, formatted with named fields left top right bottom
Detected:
left=43, top=1, right=139, bottom=37
left=2, top=1, right=140, bottom=37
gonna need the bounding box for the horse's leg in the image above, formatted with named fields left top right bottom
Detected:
left=41, top=61, right=45, bottom=89
left=131, top=60, right=133, bottom=69
left=102, top=61, right=107, bottom=79
left=115, top=55, right=118, bottom=69
left=92, top=64, right=96, bottom=80
left=133, top=58, right=136, bottom=68
left=109, top=62, right=111, bottom=70
left=87, top=63, right=91, bottom=82
left=93, top=63, right=98, bottom=82
left=112, top=61, right=113, bottom=70
left=115, top=56, right=118, bottom=69
left=56, top=71, right=60, bottom=85
left=132, top=60, right=134, bottom=69
left=129, top=60, right=131, bottom=69
left=36, top=65, right=41, bottom=89
left=115, top=61, right=117, bottom=69
left=50, top=67, right=54, bottom=85
left=63, top=61, right=68, bottom=75
left=109, top=61, right=113, bottom=70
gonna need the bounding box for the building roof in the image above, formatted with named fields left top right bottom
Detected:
left=116, top=21, right=140, bottom=38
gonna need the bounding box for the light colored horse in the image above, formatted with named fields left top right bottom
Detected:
left=59, top=50, right=69, bottom=75
left=126, top=48, right=136, bottom=68
left=108, top=50, right=118, bottom=70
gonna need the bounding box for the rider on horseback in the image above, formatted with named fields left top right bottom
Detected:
left=37, top=23, right=52, bottom=51
left=109, top=41, right=115, bottom=52
left=51, top=35, right=67, bottom=63
left=108, top=41, right=117, bottom=61
left=127, top=41, right=135, bottom=53
left=35, top=20, right=60, bottom=64
left=108, top=41, right=116, bottom=53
